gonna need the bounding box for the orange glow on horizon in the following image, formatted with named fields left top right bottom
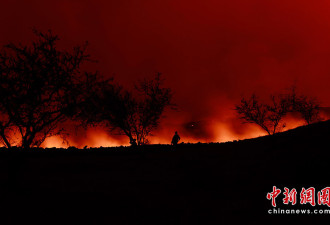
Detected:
left=54, top=118, right=310, bottom=148
left=2, top=115, right=328, bottom=148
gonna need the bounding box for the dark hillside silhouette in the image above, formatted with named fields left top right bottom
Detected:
left=0, top=120, right=329, bottom=224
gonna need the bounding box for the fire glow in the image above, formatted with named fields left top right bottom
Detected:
left=41, top=116, right=309, bottom=148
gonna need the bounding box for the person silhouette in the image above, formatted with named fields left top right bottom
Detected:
left=171, top=131, right=181, bottom=145
left=130, top=137, right=137, bottom=147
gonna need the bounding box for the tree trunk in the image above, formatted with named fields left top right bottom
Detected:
left=0, top=132, right=11, bottom=148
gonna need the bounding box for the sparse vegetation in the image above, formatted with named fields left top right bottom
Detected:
left=0, top=30, right=102, bottom=148
left=285, top=86, right=321, bottom=125
left=235, top=86, right=322, bottom=135
left=80, top=73, right=173, bottom=145
left=235, top=94, right=289, bottom=135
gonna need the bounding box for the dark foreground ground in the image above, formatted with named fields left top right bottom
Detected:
left=1, top=121, right=330, bottom=224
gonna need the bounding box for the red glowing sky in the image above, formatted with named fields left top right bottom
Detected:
left=1, top=0, right=330, bottom=147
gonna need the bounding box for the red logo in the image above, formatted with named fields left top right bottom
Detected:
left=300, top=187, right=316, bottom=206
left=266, top=186, right=281, bottom=207
left=267, top=186, right=330, bottom=207
left=283, top=187, right=297, bottom=205
left=318, top=187, right=330, bottom=207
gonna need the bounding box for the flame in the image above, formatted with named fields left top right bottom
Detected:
left=38, top=128, right=129, bottom=148
left=213, top=122, right=265, bottom=142
left=150, top=135, right=205, bottom=145
left=42, top=136, right=69, bottom=148
left=82, top=129, right=128, bottom=147
left=2, top=114, right=328, bottom=148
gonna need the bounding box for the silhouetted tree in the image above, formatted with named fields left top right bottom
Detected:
left=296, top=97, right=321, bottom=125
left=236, top=87, right=322, bottom=135
left=131, top=73, right=173, bottom=144
left=0, top=30, right=100, bottom=148
left=266, top=95, right=290, bottom=134
left=83, top=73, right=173, bottom=145
left=235, top=94, right=289, bottom=135
left=285, top=86, right=321, bottom=125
